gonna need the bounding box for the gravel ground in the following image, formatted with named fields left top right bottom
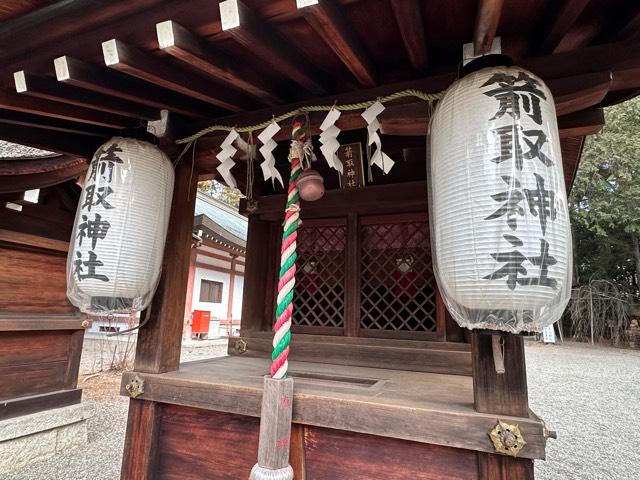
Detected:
left=528, top=341, right=640, bottom=480
left=5, top=339, right=640, bottom=479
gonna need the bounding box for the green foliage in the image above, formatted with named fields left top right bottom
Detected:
left=198, top=180, right=243, bottom=208
left=569, top=98, right=640, bottom=292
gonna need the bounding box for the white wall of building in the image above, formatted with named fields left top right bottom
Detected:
left=191, top=266, right=244, bottom=337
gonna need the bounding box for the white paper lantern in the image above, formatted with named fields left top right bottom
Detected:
left=67, top=137, right=174, bottom=314
left=428, top=66, right=572, bottom=333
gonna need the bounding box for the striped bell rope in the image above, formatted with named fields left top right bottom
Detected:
left=270, top=120, right=305, bottom=379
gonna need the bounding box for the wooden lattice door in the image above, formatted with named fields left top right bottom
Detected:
left=290, top=213, right=442, bottom=339
left=359, top=214, right=439, bottom=339
left=292, top=219, right=346, bottom=334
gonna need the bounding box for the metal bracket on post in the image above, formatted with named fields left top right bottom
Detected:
left=492, top=334, right=506, bottom=375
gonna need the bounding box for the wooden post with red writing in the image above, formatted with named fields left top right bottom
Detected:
left=251, top=376, right=295, bottom=478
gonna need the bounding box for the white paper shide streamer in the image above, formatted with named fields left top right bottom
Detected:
left=428, top=66, right=572, bottom=333
left=258, top=121, right=283, bottom=187
left=362, top=101, right=394, bottom=174
left=216, top=129, right=239, bottom=188
left=66, top=137, right=175, bottom=315
left=319, top=107, right=342, bottom=173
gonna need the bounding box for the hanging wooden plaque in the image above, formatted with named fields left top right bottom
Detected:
left=337, top=142, right=365, bottom=189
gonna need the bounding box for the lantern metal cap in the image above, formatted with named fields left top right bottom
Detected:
left=461, top=54, right=513, bottom=77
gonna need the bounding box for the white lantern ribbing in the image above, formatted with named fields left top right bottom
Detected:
left=67, top=137, right=174, bottom=314
left=428, top=66, right=572, bottom=333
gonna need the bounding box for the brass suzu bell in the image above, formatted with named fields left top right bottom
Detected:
left=297, top=169, right=325, bottom=202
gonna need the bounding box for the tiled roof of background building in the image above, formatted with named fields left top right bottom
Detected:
left=194, top=191, right=247, bottom=241
left=0, top=141, right=57, bottom=160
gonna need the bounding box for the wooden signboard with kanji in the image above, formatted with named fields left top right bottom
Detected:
left=337, top=143, right=365, bottom=189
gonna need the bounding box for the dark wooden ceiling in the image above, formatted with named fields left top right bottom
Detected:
left=0, top=0, right=639, bottom=191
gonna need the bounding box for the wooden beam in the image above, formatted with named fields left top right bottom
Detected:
left=14, top=70, right=160, bottom=121
left=102, top=39, right=252, bottom=113
left=549, top=71, right=611, bottom=116
left=195, top=261, right=244, bottom=276
left=156, top=20, right=283, bottom=106
left=0, top=87, right=137, bottom=129
left=610, top=9, right=640, bottom=42
left=0, top=164, right=86, bottom=194
left=219, top=0, right=328, bottom=95
left=557, top=108, right=604, bottom=138
left=561, top=136, right=585, bottom=193
left=0, top=0, right=166, bottom=66
left=297, top=0, right=376, bottom=87
left=0, top=123, right=99, bottom=158
left=197, top=248, right=245, bottom=265
left=390, top=0, right=428, bottom=72
left=0, top=229, right=69, bottom=253
left=0, top=389, right=82, bottom=422
left=200, top=238, right=246, bottom=256
left=533, top=0, right=590, bottom=55
left=0, top=109, right=114, bottom=138
left=520, top=41, right=640, bottom=92
left=473, top=0, right=504, bottom=56
left=54, top=56, right=218, bottom=119
left=0, top=155, right=82, bottom=176
left=194, top=71, right=611, bottom=154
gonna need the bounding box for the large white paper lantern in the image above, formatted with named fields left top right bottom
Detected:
left=428, top=66, right=572, bottom=333
left=67, top=137, right=174, bottom=314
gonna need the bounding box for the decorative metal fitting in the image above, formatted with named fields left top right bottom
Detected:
left=489, top=421, right=526, bottom=457
left=81, top=319, right=90, bottom=329
left=234, top=338, right=248, bottom=354
left=246, top=199, right=259, bottom=213
left=125, top=375, right=145, bottom=399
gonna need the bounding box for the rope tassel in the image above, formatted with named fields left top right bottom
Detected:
left=250, top=121, right=306, bottom=480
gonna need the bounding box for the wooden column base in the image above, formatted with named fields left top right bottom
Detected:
left=478, top=453, right=534, bottom=480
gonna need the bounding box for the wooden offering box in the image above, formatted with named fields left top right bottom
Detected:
left=122, top=182, right=545, bottom=480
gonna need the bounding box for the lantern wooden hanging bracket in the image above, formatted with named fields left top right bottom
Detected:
left=147, top=109, right=170, bottom=138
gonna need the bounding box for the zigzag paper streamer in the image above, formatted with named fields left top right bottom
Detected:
left=361, top=101, right=394, bottom=174
left=216, top=129, right=239, bottom=188
left=319, top=108, right=342, bottom=173
left=258, top=121, right=283, bottom=187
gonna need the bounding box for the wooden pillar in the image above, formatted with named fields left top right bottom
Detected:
left=120, top=158, right=198, bottom=480
left=344, top=213, right=360, bottom=337
left=134, top=158, right=198, bottom=373
left=472, top=332, right=533, bottom=479
left=183, top=246, right=198, bottom=340
left=226, top=254, right=237, bottom=336
left=240, top=216, right=272, bottom=332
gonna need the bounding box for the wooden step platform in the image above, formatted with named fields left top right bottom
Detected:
left=121, top=356, right=546, bottom=460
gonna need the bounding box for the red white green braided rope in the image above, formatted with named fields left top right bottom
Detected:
left=271, top=121, right=305, bottom=379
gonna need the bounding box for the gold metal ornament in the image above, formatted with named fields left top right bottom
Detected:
left=246, top=199, right=259, bottom=213
left=125, top=375, right=145, bottom=399
left=489, top=421, right=526, bottom=457
left=81, top=319, right=90, bottom=329
left=235, top=338, right=248, bottom=354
